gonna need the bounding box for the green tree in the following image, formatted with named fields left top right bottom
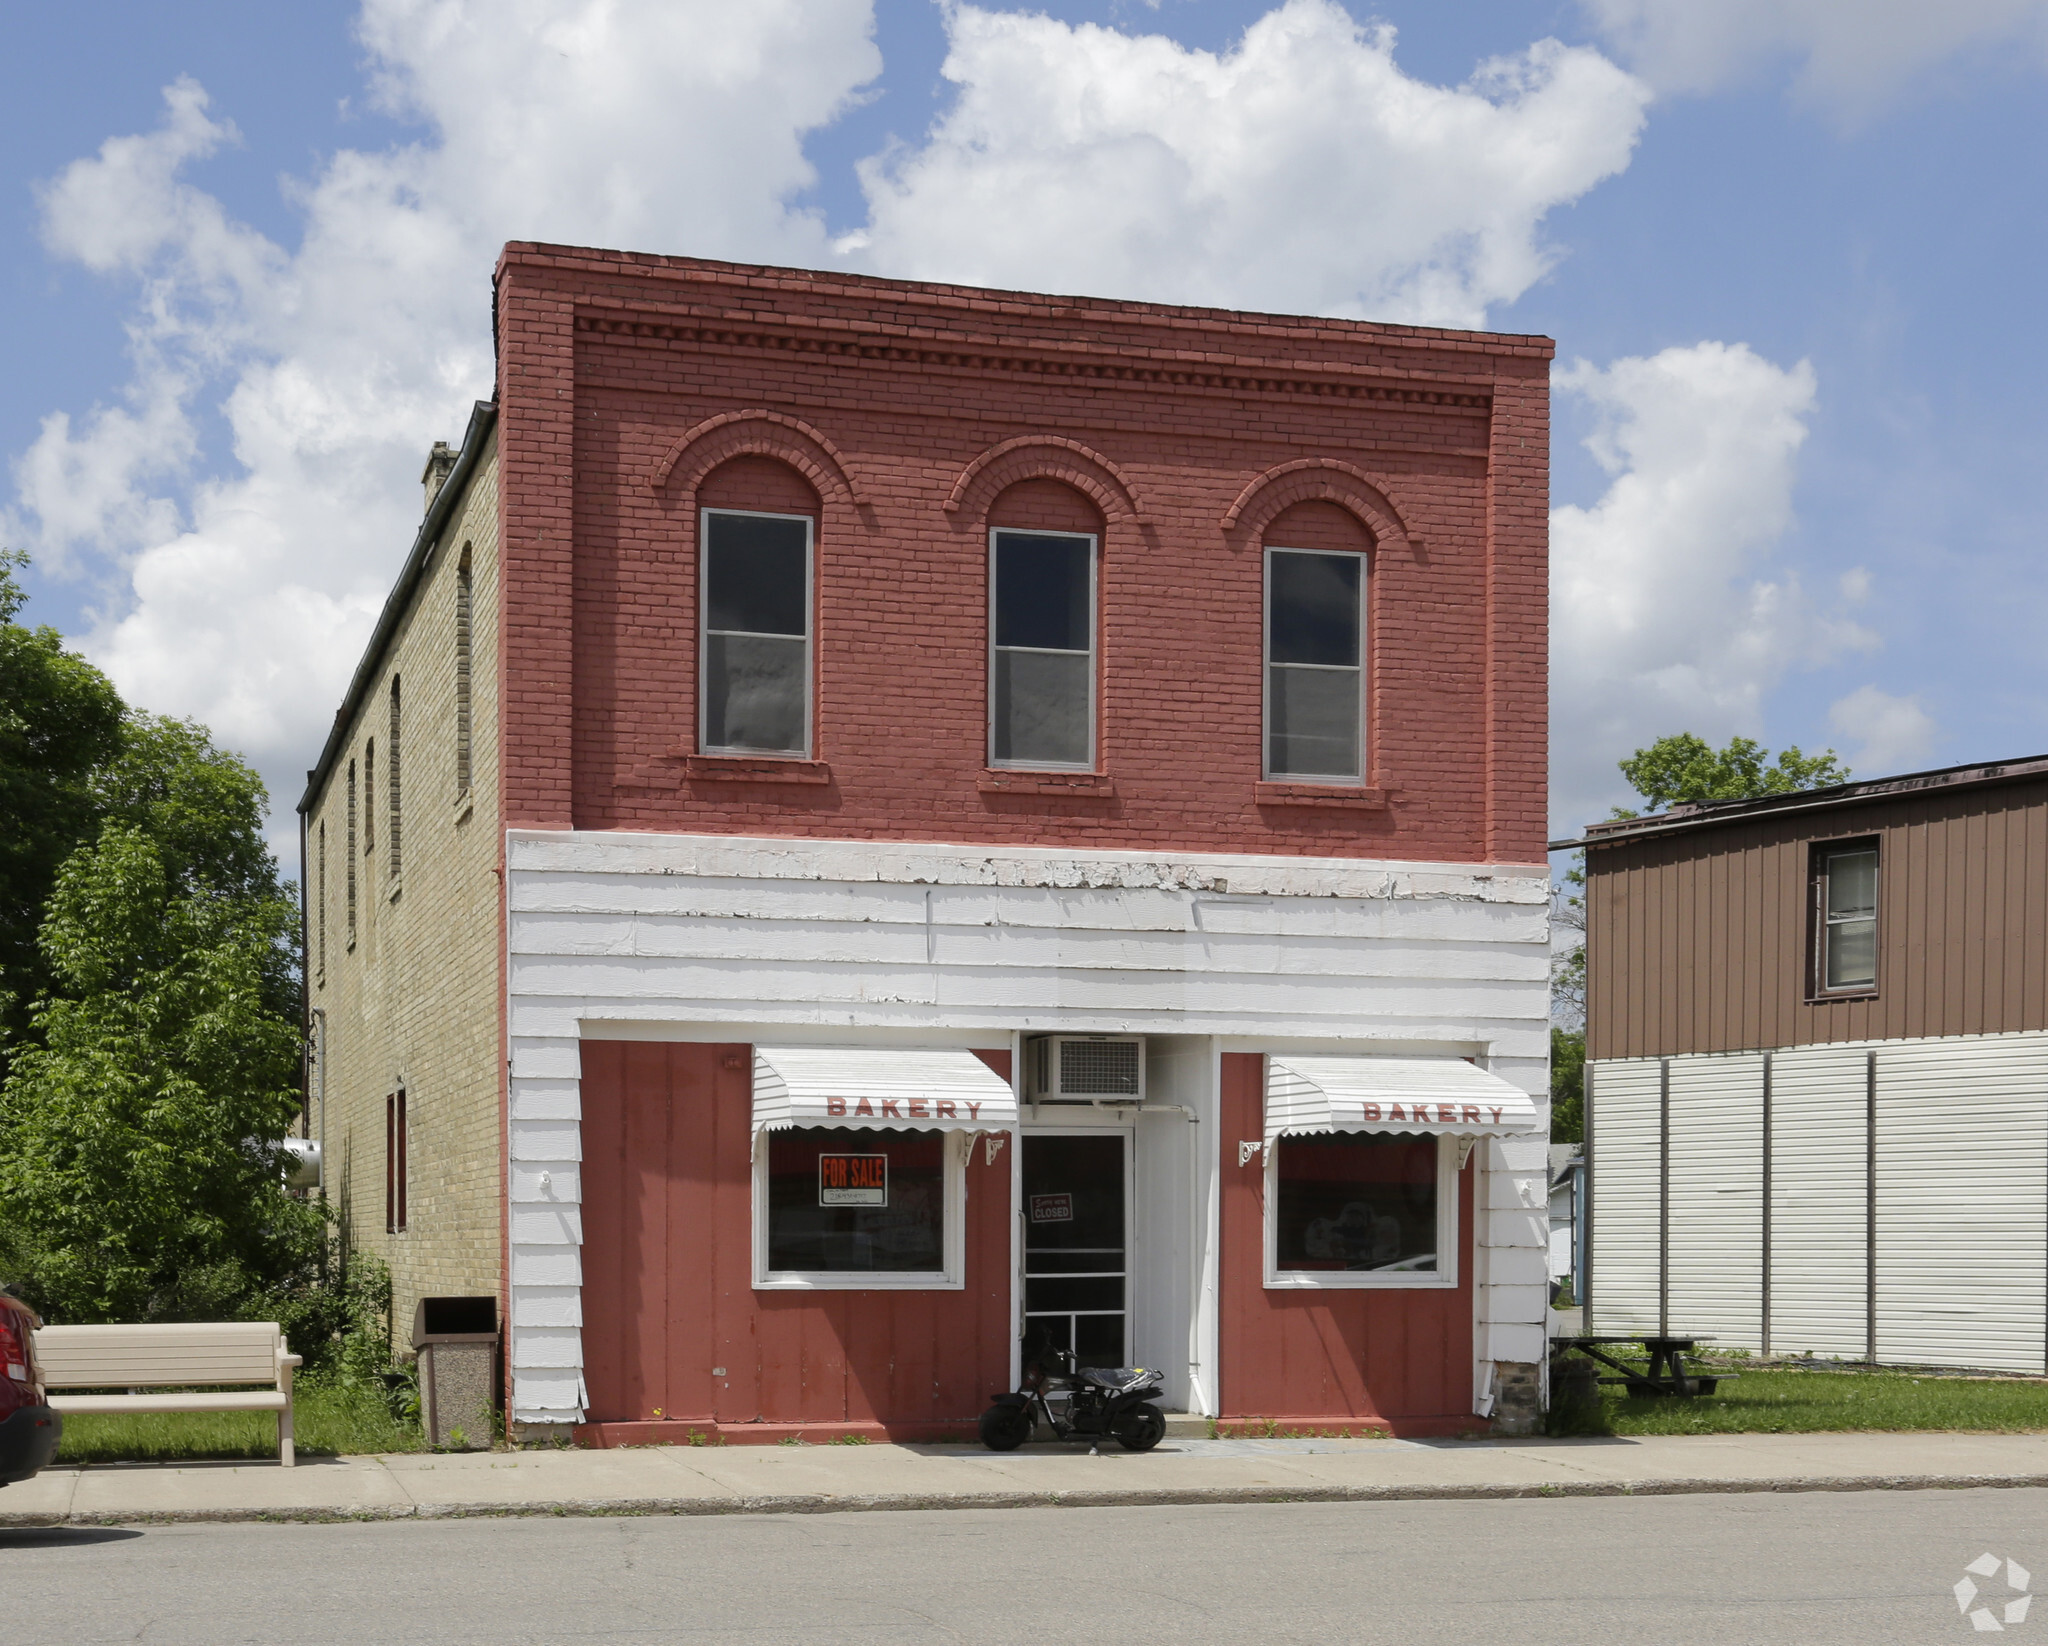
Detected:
left=1550, top=1025, right=1585, bottom=1146
left=1615, top=732, right=1849, bottom=815
left=0, top=724, right=315, bottom=1325
left=0, top=551, right=126, bottom=1057
left=92, top=713, right=301, bottom=1022
left=1551, top=732, right=1851, bottom=1110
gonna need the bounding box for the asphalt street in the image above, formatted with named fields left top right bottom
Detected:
left=6, top=1488, right=2043, bottom=1644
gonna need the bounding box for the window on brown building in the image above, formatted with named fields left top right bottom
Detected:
left=1812, top=841, right=1879, bottom=995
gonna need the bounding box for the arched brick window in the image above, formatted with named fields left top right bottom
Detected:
left=697, top=458, right=819, bottom=758
left=1261, top=501, right=1371, bottom=784
left=986, top=479, right=1104, bottom=772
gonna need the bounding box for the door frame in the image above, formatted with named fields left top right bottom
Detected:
left=1010, top=1120, right=1136, bottom=1382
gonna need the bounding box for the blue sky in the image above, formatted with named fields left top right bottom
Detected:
left=5, top=0, right=2047, bottom=864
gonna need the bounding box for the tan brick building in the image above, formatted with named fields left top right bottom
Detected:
left=301, top=406, right=503, bottom=1334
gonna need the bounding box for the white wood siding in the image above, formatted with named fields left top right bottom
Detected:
left=1587, top=1059, right=1661, bottom=1334
left=503, top=830, right=1553, bottom=1424
left=1667, top=1053, right=1765, bottom=1348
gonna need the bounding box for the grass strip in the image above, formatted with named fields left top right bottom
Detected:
left=53, top=1377, right=425, bottom=1464
left=1601, top=1367, right=2048, bottom=1436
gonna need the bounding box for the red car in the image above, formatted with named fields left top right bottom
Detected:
left=0, top=1291, right=60, bottom=1486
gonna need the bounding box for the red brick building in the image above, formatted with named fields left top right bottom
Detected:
left=301, top=244, right=1555, bottom=1442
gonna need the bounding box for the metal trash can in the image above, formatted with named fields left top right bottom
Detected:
left=411, top=1296, right=498, bottom=1450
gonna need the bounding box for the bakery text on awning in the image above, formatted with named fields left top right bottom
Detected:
left=1264, top=1055, right=1540, bottom=1147
left=752, top=1046, right=1019, bottom=1143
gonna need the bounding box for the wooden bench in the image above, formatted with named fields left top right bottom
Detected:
left=33, top=1322, right=303, bottom=1465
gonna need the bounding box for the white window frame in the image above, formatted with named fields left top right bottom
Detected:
left=987, top=527, right=1097, bottom=772
left=753, top=1129, right=968, bottom=1291
left=699, top=507, right=815, bottom=760
left=1262, top=544, right=1367, bottom=785
left=1263, top=1131, right=1459, bottom=1290
left=1812, top=839, right=1880, bottom=997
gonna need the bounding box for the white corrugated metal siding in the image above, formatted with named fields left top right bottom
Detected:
left=1666, top=1053, right=1765, bottom=1349
left=1764, top=1044, right=1871, bottom=1359
left=1875, top=1033, right=2048, bottom=1372
left=1588, top=1058, right=1662, bottom=1335
left=1594, top=1032, right=2048, bottom=1374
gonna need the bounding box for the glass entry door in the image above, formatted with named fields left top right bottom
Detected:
left=1021, top=1132, right=1128, bottom=1367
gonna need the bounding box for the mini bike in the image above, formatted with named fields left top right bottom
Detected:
left=978, top=1347, right=1167, bottom=1452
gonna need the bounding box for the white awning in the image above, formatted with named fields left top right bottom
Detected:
left=1265, top=1055, right=1540, bottom=1146
left=752, top=1046, right=1019, bottom=1139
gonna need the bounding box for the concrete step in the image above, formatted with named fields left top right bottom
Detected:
left=1162, top=1412, right=1210, bottom=1439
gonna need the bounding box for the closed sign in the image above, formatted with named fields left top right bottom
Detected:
left=1029, top=1193, right=1074, bottom=1223
left=819, top=1153, right=888, bottom=1207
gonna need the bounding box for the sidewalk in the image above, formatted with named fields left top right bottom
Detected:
left=5, top=1431, right=2047, bottom=1527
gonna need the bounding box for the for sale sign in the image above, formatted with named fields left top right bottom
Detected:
left=1029, top=1192, right=1074, bottom=1224
left=819, top=1153, right=888, bottom=1207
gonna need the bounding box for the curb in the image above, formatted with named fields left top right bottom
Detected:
left=6, top=1471, right=2048, bottom=1528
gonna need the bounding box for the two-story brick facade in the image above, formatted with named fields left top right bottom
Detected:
left=301, top=244, right=1555, bottom=1440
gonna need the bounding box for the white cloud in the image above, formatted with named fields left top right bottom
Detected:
left=854, top=0, right=1651, bottom=326
left=7, top=1, right=882, bottom=859
left=1550, top=341, right=1875, bottom=830
left=1581, top=0, right=2048, bottom=114
left=1828, top=684, right=1938, bottom=775
left=9, top=0, right=1657, bottom=868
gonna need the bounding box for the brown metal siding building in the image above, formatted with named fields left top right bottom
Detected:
left=1586, top=763, right=2048, bottom=1062
left=1565, top=756, right=2048, bottom=1372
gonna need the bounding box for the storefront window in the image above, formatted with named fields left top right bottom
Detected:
left=765, top=1128, right=947, bottom=1275
left=1272, top=1132, right=1441, bottom=1276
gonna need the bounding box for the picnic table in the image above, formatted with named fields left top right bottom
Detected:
left=1551, top=1335, right=1732, bottom=1399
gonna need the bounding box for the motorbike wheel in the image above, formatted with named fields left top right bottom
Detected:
left=978, top=1404, right=1034, bottom=1452
left=1112, top=1402, right=1166, bottom=1453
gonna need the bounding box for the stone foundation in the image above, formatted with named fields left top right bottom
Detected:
left=1491, top=1360, right=1543, bottom=1436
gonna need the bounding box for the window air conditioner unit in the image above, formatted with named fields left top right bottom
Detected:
left=1024, top=1035, right=1145, bottom=1104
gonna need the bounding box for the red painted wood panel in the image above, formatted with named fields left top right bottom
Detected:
left=1216, top=1052, right=1475, bottom=1429
left=579, top=1041, right=1013, bottom=1430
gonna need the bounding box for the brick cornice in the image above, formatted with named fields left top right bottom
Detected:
left=505, top=241, right=1554, bottom=360
left=572, top=306, right=1494, bottom=412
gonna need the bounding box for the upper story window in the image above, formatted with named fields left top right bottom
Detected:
left=1265, top=546, right=1364, bottom=783
left=701, top=509, right=811, bottom=757
left=990, top=529, right=1095, bottom=770
left=316, top=822, right=326, bottom=984
left=387, top=676, right=402, bottom=882
left=454, top=546, right=473, bottom=796
left=345, top=759, right=358, bottom=948
left=1813, top=840, right=1878, bottom=995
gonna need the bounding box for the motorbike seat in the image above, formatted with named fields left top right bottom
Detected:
left=1076, top=1366, right=1150, bottom=1391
